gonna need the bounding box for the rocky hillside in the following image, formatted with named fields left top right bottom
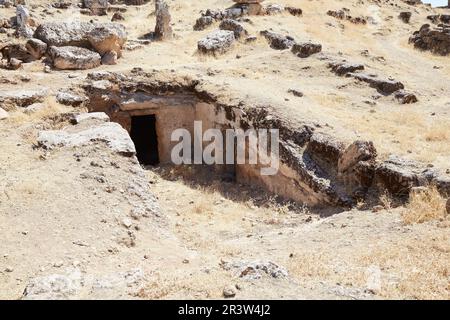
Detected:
left=0, top=0, right=449, bottom=300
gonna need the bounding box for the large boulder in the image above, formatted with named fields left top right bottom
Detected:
left=88, top=25, right=127, bottom=57
left=409, top=24, right=450, bottom=56
left=49, top=46, right=101, bottom=70
left=34, top=22, right=127, bottom=56
left=328, top=61, right=365, bottom=76
left=198, top=30, right=235, bottom=55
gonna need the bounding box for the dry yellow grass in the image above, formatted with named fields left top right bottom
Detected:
left=6, top=96, right=70, bottom=125
left=402, top=186, right=448, bottom=225
left=287, top=232, right=450, bottom=299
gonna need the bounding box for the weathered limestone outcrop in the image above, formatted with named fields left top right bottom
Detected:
left=37, top=118, right=136, bottom=156
left=56, top=92, right=88, bottom=107
left=198, top=30, right=235, bottom=55
left=291, top=42, right=322, bottom=58
left=219, top=19, right=247, bottom=39
left=88, top=24, right=127, bottom=57
left=33, top=22, right=127, bottom=68
left=35, top=22, right=127, bottom=53
left=328, top=60, right=417, bottom=102
left=0, top=89, right=48, bottom=111
left=79, top=70, right=449, bottom=207
left=328, top=61, right=365, bottom=76
left=409, top=23, right=450, bottom=56
left=349, top=72, right=404, bottom=95
left=49, top=46, right=101, bottom=70
left=327, top=8, right=367, bottom=24
left=375, top=156, right=427, bottom=196
left=260, top=30, right=295, bottom=50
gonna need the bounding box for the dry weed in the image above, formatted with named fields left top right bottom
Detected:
left=402, top=186, right=447, bottom=225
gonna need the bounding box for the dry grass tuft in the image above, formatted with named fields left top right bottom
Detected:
left=5, top=96, right=69, bottom=125
left=402, top=186, right=447, bottom=225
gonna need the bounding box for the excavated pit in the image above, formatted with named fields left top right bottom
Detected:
left=81, top=70, right=450, bottom=209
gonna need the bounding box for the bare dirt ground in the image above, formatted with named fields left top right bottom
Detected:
left=0, top=0, right=449, bottom=299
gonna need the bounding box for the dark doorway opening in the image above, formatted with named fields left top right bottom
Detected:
left=130, top=115, right=160, bottom=166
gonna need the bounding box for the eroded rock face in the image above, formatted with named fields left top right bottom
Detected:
left=78, top=70, right=446, bottom=207
left=306, top=132, right=345, bottom=168
left=327, top=8, right=367, bottom=24
left=338, top=141, right=377, bottom=195
left=154, top=0, right=173, bottom=40
left=409, top=24, right=450, bottom=56
left=49, top=46, right=101, bottom=70
left=198, top=30, right=235, bottom=55
left=375, top=156, right=426, bottom=196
